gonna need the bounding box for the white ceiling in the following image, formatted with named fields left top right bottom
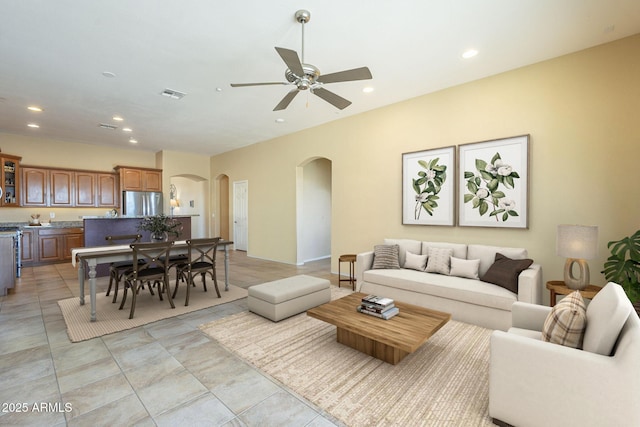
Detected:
left=1, top=1, right=639, bottom=156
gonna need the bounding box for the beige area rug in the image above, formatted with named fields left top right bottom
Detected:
left=58, top=284, right=247, bottom=342
left=200, top=304, right=493, bottom=426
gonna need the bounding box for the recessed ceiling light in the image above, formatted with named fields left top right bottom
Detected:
left=27, top=123, right=40, bottom=128
left=112, top=115, right=124, bottom=121
left=275, top=118, right=285, bottom=123
left=129, top=138, right=138, bottom=144
left=102, top=71, right=116, bottom=78
left=122, top=127, right=132, bottom=132
left=28, top=106, right=43, bottom=112
left=216, top=87, right=223, bottom=92
left=462, top=49, right=478, bottom=59
left=363, top=87, right=374, bottom=93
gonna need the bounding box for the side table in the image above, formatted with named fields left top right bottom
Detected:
left=546, top=280, right=601, bottom=306
left=338, top=254, right=356, bottom=290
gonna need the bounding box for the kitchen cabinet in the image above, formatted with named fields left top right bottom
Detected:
left=116, top=166, right=162, bottom=192
left=75, top=172, right=95, bottom=207
left=21, top=167, right=119, bottom=208
left=97, top=173, right=118, bottom=207
left=1, top=153, right=22, bottom=207
left=21, top=229, right=35, bottom=264
left=50, top=170, right=74, bottom=207
left=22, top=167, right=48, bottom=206
left=35, top=227, right=84, bottom=264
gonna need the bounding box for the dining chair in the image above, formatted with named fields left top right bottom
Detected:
left=105, top=234, right=143, bottom=303
left=173, top=237, right=222, bottom=306
left=119, top=241, right=175, bottom=319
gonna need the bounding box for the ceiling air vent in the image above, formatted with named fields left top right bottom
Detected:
left=98, top=123, right=118, bottom=130
left=161, top=88, right=186, bottom=100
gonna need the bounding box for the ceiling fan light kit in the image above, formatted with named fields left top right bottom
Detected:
left=230, top=9, right=372, bottom=111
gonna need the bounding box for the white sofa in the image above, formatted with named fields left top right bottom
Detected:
left=356, top=238, right=542, bottom=331
left=490, top=282, right=640, bottom=426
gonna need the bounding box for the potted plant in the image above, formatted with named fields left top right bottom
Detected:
left=602, top=229, right=640, bottom=310
left=137, top=213, right=182, bottom=242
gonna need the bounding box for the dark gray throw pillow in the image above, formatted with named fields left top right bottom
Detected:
left=480, top=253, right=533, bottom=293
left=372, top=244, right=401, bottom=269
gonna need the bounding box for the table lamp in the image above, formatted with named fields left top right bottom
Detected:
left=556, top=224, right=598, bottom=290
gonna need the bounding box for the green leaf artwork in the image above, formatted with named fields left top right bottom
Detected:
left=463, top=152, right=519, bottom=222
left=412, top=158, right=447, bottom=219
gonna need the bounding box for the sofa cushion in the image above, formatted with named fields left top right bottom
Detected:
left=583, top=282, right=632, bottom=356
left=362, top=268, right=517, bottom=311
left=468, top=244, right=528, bottom=277
left=480, top=253, right=533, bottom=293
left=450, top=257, right=480, bottom=280
left=372, top=244, right=401, bottom=269
left=384, top=239, right=422, bottom=267
left=422, top=241, right=467, bottom=259
left=404, top=251, right=427, bottom=271
left=426, top=247, right=453, bottom=275
left=541, top=290, right=587, bottom=349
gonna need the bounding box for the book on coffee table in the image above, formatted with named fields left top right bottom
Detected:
left=357, top=305, right=399, bottom=320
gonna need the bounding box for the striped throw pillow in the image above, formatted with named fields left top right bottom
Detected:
left=372, top=244, right=401, bottom=269
left=541, top=290, right=587, bottom=348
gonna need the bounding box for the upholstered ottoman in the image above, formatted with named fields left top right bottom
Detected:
left=248, top=275, right=331, bottom=321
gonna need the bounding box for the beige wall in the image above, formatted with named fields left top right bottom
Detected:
left=210, top=34, right=640, bottom=298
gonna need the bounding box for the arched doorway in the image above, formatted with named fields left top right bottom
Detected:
left=296, top=157, right=332, bottom=264
left=169, top=174, right=208, bottom=238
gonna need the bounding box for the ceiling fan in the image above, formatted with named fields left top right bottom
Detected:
left=230, top=9, right=373, bottom=111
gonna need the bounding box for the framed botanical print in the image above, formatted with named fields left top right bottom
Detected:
left=458, top=134, right=529, bottom=228
left=402, top=146, right=456, bottom=226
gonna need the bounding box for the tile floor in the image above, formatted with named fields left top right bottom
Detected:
left=0, top=251, right=349, bottom=426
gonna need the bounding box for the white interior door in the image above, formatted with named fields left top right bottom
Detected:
left=233, top=180, right=248, bottom=251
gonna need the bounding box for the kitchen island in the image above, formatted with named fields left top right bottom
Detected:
left=83, top=216, right=192, bottom=276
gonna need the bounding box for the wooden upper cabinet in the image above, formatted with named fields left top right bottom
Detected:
left=143, top=170, right=162, bottom=191
left=1, top=154, right=21, bottom=207
left=50, top=170, right=74, bottom=206
left=22, top=167, right=48, bottom=206
left=21, top=167, right=119, bottom=208
left=116, top=166, right=162, bottom=192
left=75, top=172, right=96, bottom=207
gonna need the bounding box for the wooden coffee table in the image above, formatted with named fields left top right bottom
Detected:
left=307, top=292, right=451, bottom=365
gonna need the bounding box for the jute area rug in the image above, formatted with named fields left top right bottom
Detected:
left=58, top=284, right=247, bottom=342
left=200, top=296, right=493, bottom=426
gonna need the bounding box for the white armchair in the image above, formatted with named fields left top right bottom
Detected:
left=489, top=282, right=640, bottom=427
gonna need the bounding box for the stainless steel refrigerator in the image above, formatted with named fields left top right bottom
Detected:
left=122, top=191, right=163, bottom=216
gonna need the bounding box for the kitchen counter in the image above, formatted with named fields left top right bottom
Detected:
left=0, top=221, right=83, bottom=229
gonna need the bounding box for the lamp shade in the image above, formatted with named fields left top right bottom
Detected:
left=556, top=225, right=598, bottom=260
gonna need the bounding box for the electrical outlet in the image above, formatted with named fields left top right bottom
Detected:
left=49, top=212, right=55, bottom=219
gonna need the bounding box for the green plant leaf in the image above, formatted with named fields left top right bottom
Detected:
left=418, top=160, right=429, bottom=169
left=464, top=171, right=474, bottom=179
left=463, top=194, right=474, bottom=203
left=487, top=178, right=499, bottom=192
left=508, top=210, right=519, bottom=217
left=475, top=159, right=487, bottom=172
left=491, top=152, right=501, bottom=164
left=479, top=200, right=488, bottom=216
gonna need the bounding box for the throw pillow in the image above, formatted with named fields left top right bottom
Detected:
left=404, top=251, right=427, bottom=271
left=372, top=244, right=401, bottom=269
left=450, top=257, right=480, bottom=280
left=541, top=290, right=587, bottom=349
left=480, top=253, right=533, bottom=293
left=425, top=247, right=453, bottom=275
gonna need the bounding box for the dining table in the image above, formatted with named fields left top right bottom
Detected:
left=71, top=240, right=234, bottom=322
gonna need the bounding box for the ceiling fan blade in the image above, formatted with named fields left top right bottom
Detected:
left=273, top=89, right=299, bottom=111
left=312, top=87, right=352, bottom=110
left=230, top=82, right=288, bottom=87
left=317, top=67, right=373, bottom=84
left=275, top=47, right=304, bottom=77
